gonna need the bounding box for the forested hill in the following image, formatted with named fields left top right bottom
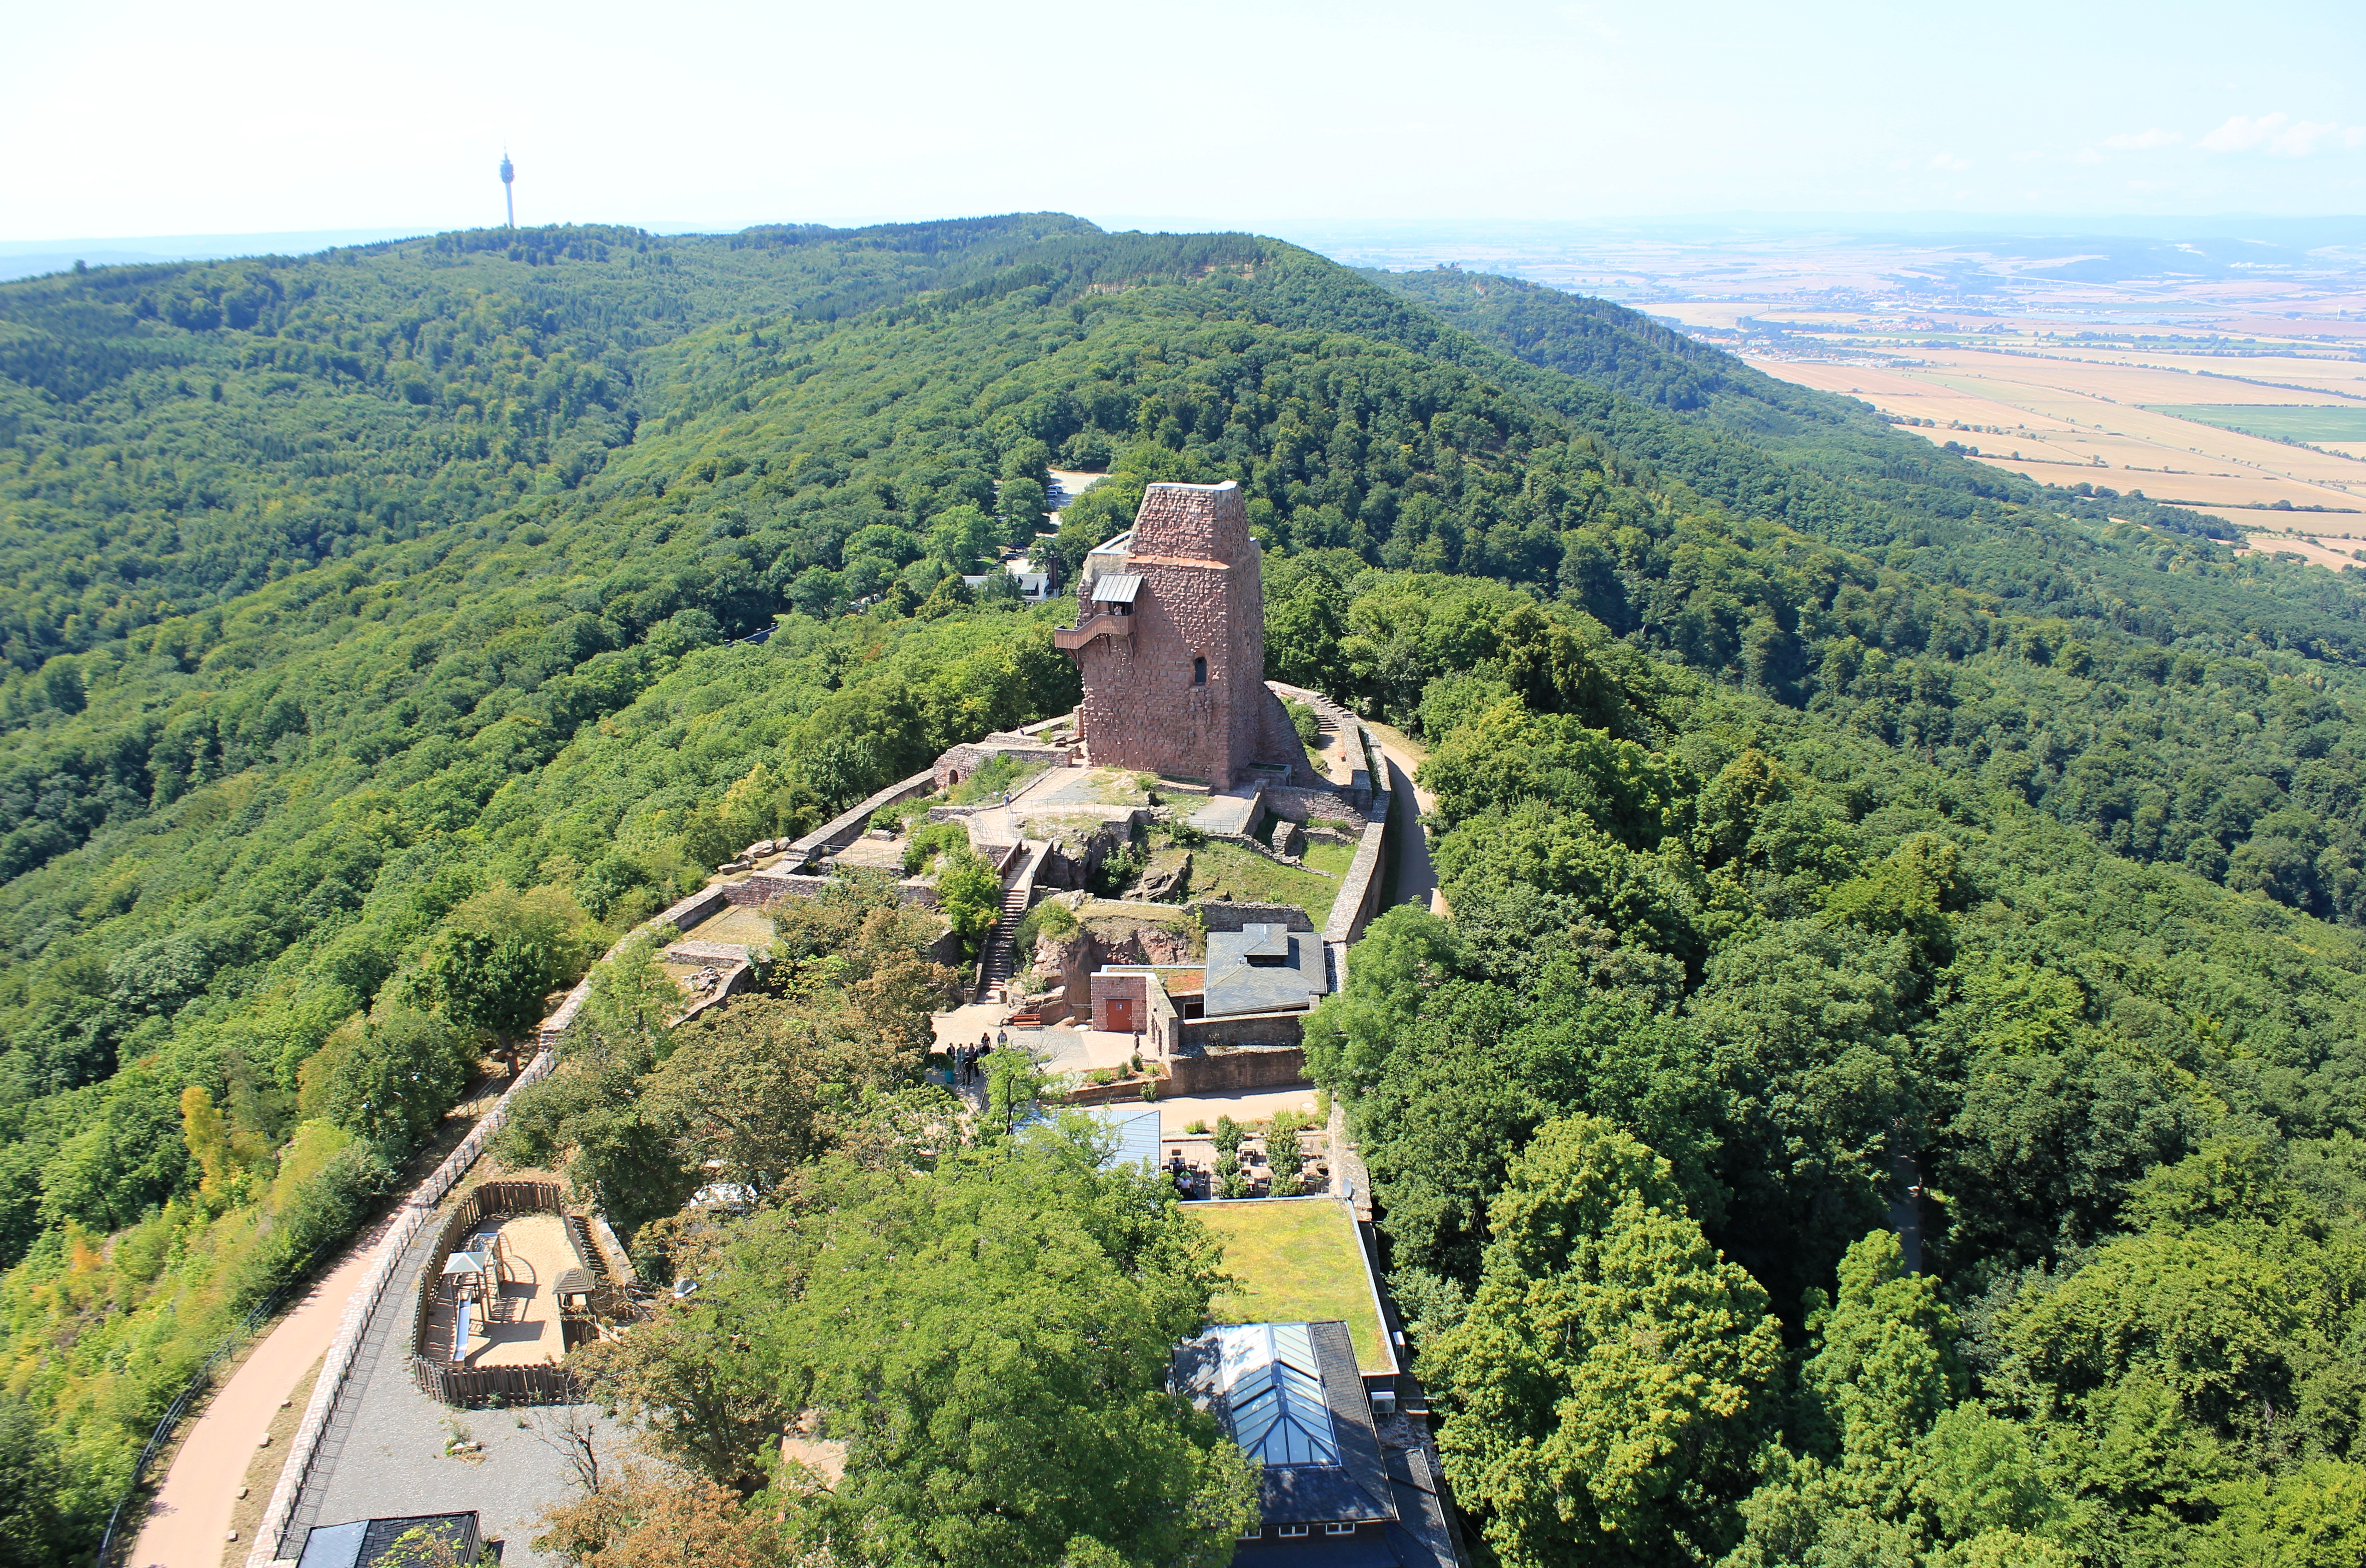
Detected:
left=1366, top=266, right=2366, bottom=648
left=0, top=216, right=2364, bottom=1568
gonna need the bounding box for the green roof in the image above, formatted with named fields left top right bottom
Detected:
left=1190, top=1198, right=1393, bottom=1372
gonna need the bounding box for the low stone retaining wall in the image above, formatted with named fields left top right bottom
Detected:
left=783, top=767, right=938, bottom=869
left=1168, top=1042, right=1308, bottom=1092
left=933, top=740, right=1069, bottom=791
left=1190, top=900, right=1314, bottom=933
left=1320, top=767, right=1393, bottom=948
left=725, top=871, right=833, bottom=905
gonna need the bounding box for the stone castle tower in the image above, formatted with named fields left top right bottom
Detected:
left=1055, top=480, right=1311, bottom=788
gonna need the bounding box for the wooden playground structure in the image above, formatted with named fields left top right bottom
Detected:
left=436, top=1226, right=515, bottom=1353
left=408, top=1180, right=638, bottom=1405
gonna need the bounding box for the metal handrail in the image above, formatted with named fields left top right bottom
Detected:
left=90, top=1236, right=336, bottom=1567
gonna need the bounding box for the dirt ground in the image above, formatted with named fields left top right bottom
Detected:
left=420, top=1213, right=581, bottom=1369
left=219, top=1356, right=321, bottom=1565
left=1159, top=1085, right=1324, bottom=1144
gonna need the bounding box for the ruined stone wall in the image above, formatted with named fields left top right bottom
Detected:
left=1070, top=481, right=1312, bottom=788
left=931, top=741, right=1068, bottom=792
left=1263, top=786, right=1372, bottom=830
left=1132, top=480, right=1254, bottom=559
left=1036, top=918, right=1195, bottom=1009
left=1167, top=1041, right=1308, bottom=1090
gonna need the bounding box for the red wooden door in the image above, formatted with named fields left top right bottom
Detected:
left=1107, top=997, right=1135, bottom=1033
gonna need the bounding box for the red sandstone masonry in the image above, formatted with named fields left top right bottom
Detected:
left=1068, top=481, right=1311, bottom=788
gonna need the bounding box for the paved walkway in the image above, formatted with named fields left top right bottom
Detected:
left=1367, top=727, right=1443, bottom=916
left=128, top=1219, right=400, bottom=1568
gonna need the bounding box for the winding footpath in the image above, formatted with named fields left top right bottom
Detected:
left=128, top=1220, right=397, bottom=1568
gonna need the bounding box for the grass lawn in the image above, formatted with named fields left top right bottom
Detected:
left=1175, top=837, right=1342, bottom=924
left=1301, top=840, right=1357, bottom=879
left=1192, top=1198, right=1391, bottom=1371
left=688, top=905, right=778, bottom=947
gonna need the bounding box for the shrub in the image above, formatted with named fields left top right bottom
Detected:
left=934, top=848, right=1003, bottom=956
left=1090, top=841, right=1146, bottom=898
left=902, top=820, right=969, bottom=874
left=948, top=752, right=1045, bottom=805
left=1013, top=899, right=1078, bottom=952
left=1185, top=1119, right=1209, bottom=1135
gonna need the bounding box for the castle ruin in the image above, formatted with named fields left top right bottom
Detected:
left=1055, top=480, right=1312, bottom=788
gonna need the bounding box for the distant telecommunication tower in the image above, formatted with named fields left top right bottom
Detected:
left=499, top=152, right=516, bottom=229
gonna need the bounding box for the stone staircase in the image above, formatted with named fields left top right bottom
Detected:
left=978, top=841, right=1048, bottom=998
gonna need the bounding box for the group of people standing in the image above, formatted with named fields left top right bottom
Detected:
left=954, top=1030, right=1008, bottom=1086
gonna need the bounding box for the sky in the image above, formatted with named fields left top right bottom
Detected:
left=4, top=0, right=2362, bottom=245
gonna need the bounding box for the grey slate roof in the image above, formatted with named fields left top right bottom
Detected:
left=1204, top=924, right=1326, bottom=1017
left=299, top=1513, right=480, bottom=1568
left=1383, top=1442, right=1463, bottom=1568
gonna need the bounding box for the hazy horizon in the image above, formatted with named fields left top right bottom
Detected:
left=5, top=0, right=2360, bottom=244
left=8, top=209, right=2366, bottom=289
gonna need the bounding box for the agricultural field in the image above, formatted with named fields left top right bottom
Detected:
left=1303, top=220, right=2366, bottom=568
left=1761, top=347, right=2366, bottom=566
left=2153, top=403, right=2366, bottom=444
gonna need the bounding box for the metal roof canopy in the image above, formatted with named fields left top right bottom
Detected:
left=1092, top=573, right=1143, bottom=604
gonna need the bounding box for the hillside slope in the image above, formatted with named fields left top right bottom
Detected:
left=0, top=219, right=2362, bottom=1568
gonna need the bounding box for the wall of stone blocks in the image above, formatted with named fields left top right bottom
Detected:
left=932, top=743, right=1068, bottom=792
left=1265, top=785, right=1372, bottom=829
left=1167, top=1041, right=1308, bottom=1091
left=1093, top=971, right=1150, bottom=1034
left=1069, top=482, right=1311, bottom=789
left=1189, top=900, right=1316, bottom=933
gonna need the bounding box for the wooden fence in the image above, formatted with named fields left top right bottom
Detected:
left=410, top=1358, right=579, bottom=1407
left=407, top=1179, right=580, bottom=1407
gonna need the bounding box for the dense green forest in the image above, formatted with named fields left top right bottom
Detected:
left=0, top=214, right=2363, bottom=1567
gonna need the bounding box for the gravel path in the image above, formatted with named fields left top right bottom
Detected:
left=286, top=1215, right=629, bottom=1566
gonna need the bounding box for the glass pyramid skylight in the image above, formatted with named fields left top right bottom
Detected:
left=1214, top=1323, right=1340, bottom=1467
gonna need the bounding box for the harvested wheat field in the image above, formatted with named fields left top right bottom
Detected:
left=1760, top=351, right=2366, bottom=523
